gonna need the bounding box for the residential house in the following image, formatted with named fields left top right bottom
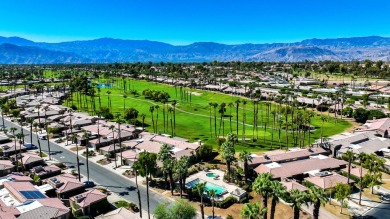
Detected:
left=0, top=160, right=15, bottom=177
left=70, top=189, right=108, bottom=217
left=31, top=165, right=62, bottom=179
left=44, top=173, right=85, bottom=199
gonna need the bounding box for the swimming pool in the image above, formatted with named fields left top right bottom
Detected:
left=96, top=83, right=113, bottom=88
left=186, top=178, right=225, bottom=195
left=206, top=173, right=216, bottom=178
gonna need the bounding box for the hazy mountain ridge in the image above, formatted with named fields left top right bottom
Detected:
left=1, top=36, right=390, bottom=63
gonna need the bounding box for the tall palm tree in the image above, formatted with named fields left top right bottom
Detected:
left=140, top=113, right=146, bottom=130
left=357, top=152, right=367, bottom=205
left=33, top=122, right=43, bottom=158
left=157, top=144, right=174, bottom=190
left=136, top=152, right=157, bottom=219
left=252, top=173, right=273, bottom=219
left=242, top=100, right=247, bottom=141
left=43, top=106, right=51, bottom=160
left=175, top=156, right=189, bottom=198
left=71, top=133, right=81, bottom=181
left=269, top=180, right=287, bottom=219
left=26, top=117, right=34, bottom=145
left=239, top=150, right=252, bottom=182
left=220, top=141, right=235, bottom=182
left=240, top=202, right=266, bottom=219
left=228, top=102, right=234, bottom=133
left=208, top=102, right=213, bottom=138
left=115, top=114, right=124, bottom=166
left=16, top=133, right=25, bottom=172
left=155, top=105, right=160, bottom=133
left=213, top=103, right=218, bottom=138
left=207, top=189, right=217, bottom=219
left=288, top=189, right=308, bottom=219
left=194, top=182, right=206, bottom=219
left=123, top=94, right=127, bottom=111
left=132, top=162, right=142, bottom=218
left=343, top=150, right=355, bottom=184
left=106, top=91, right=111, bottom=110
left=319, top=115, right=327, bottom=145
left=82, top=131, right=91, bottom=182
left=235, top=99, right=240, bottom=136
left=10, top=127, right=18, bottom=170
left=308, top=186, right=328, bottom=219
left=171, top=100, right=177, bottom=137
left=149, top=106, right=155, bottom=133
left=109, top=125, right=117, bottom=168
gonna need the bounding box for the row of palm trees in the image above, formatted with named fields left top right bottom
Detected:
left=241, top=173, right=328, bottom=219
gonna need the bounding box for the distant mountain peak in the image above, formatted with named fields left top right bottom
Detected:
left=1, top=35, right=390, bottom=63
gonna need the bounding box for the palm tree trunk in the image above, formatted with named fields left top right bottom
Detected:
left=262, top=195, right=268, bottom=219
left=146, top=175, right=151, bottom=219
left=294, top=207, right=300, bottom=219
left=135, top=170, right=142, bottom=218
left=76, top=142, right=81, bottom=181
left=169, top=170, right=174, bottom=196
left=270, top=198, right=277, bottom=219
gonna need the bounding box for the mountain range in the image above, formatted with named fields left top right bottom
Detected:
left=1, top=36, right=390, bottom=64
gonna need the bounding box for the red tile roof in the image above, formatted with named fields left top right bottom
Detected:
left=70, top=189, right=107, bottom=208
left=254, top=157, right=347, bottom=179
left=305, top=172, right=354, bottom=189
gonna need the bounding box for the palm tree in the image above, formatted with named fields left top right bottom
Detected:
left=109, top=125, right=117, bottom=168
left=208, top=102, right=213, bottom=137
left=288, top=189, right=308, bottom=219
left=242, top=100, right=247, bottom=141
left=43, top=106, right=51, bottom=160
left=132, top=162, right=142, bottom=218
left=207, top=189, right=217, bottom=219
left=149, top=106, right=155, bottom=133
left=140, top=113, right=146, bottom=130
left=269, top=180, right=287, bottom=219
left=252, top=173, right=273, bottom=219
left=343, top=150, right=355, bottom=184
left=239, top=150, right=252, bottom=182
left=106, top=90, right=111, bottom=110
left=136, top=152, right=157, bottom=219
left=123, top=95, right=127, bottom=111
left=240, top=202, right=266, bottom=219
left=82, top=131, right=91, bottom=182
left=155, top=105, right=160, bottom=133
left=320, top=116, right=327, bottom=145
left=33, top=122, right=43, bottom=158
left=213, top=103, right=218, bottom=138
left=228, top=102, right=234, bottom=133
left=26, top=117, right=34, bottom=145
left=220, top=141, right=235, bottom=182
left=10, top=127, right=18, bottom=170
left=357, top=152, right=367, bottom=205
left=71, top=133, right=81, bottom=181
left=307, top=186, right=328, bottom=219
left=193, top=182, right=206, bottom=219
left=16, top=133, right=25, bottom=172
left=171, top=100, right=177, bottom=136
left=115, top=114, right=124, bottom=166
left=235, top=99, right=240, bottom=136
left=175, top=156, right=189, bottom=198
left=157, top=144, right=174, bottom=190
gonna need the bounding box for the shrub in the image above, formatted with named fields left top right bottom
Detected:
left=316, top=105, right=329, bottom=112
left=196, top=144, right=213, bottom=161
left=215, top=196, right=236, bottom=208
left=368, top=109, right=386, bottom=120
left=342, top=106, right=353, bottom=117
left=353, top=108, right=369, bottom=123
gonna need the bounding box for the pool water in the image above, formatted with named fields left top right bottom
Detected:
left=206, top=173, right=216, bottom=178
left=96, top=83, right=113, bottom=88
left=186, top=178, right=225, bottom=195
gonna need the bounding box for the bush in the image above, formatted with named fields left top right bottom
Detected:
left=353, top=108, right=369, bottom=123
left=196, top=144, right=213, bottom=161
left=342, top=106, right=353, bottom=117
left=124, top=108, right=139, bottom=121
left=368, top=109, right=386, bottom=120
left=215, top=196, right=236, bottom=208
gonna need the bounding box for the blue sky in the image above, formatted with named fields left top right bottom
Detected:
left=1, top=0, right=389, bottom=45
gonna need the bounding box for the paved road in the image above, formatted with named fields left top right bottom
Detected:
left=2, top=119, right=169, bottom=215
left=364, top=201, right=390, bottom=218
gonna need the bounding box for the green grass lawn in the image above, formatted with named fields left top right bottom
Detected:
left=65, top=78, right=352, bottom=152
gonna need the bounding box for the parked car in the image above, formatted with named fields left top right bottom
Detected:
left=24, top=143, right=37, bottom=150
left=83, top=180, right=96, bottom=188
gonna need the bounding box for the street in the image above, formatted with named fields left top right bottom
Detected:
left=364, top=201, right=390, bottom=218
left=2, top=119, right=169, bottom=214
